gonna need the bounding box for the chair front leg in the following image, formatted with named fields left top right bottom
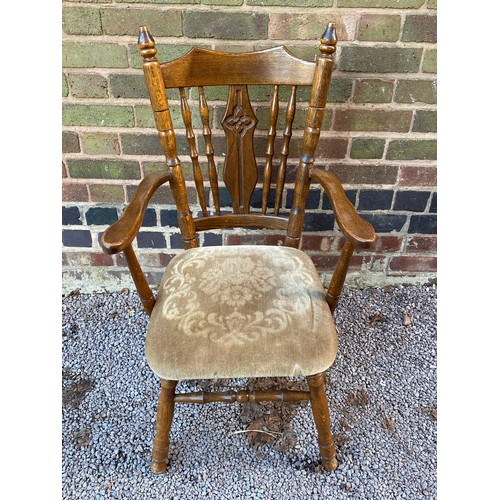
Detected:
left=306, top=372, right=338, bottom=471
left=151, top=379, right=178, bottom=474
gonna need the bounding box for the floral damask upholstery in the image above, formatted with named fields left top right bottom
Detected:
left=146, top=245, right=338, bottom=380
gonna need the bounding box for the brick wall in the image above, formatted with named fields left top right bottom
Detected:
left=62, top=0, right=437, bottom=293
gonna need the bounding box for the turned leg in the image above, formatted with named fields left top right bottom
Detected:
left=151, top=379, right=177, bottom=474
left=306, top=372, right=338, bottom=471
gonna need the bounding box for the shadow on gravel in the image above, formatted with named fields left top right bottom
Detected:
left=62, top=368, right=96, bottom=409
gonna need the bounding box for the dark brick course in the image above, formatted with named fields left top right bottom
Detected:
left=394, top=191, right=431, bottom=212
left=62, top=206, right=82, bottom=225
left=322, top=189, right=357, bottom=210
left=85, top=207, right=119, bottom=225
left=137, top=232, right=166, bottom=249
left=62, top=230, right=92, bottom=248
left=429, top=193, right=437, bottom=213
left=142, top=209, right=157, bottom=227
left=160, top=210, right=180, bottom=228
left=303, top=212, right=335, bottom=232
left=285, top=189, right=321, bottom=209
left=203, top=233, right=223, bottom=246
left=170, top=233, right=185, bottom=249
left=358, top=190, right=393, bottom=211
left=360, top=213, right=407, bottom=233
left=408, top=214, right=437, bottom=234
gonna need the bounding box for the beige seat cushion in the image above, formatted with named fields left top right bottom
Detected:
left=146, top=245, right=338, bottom=380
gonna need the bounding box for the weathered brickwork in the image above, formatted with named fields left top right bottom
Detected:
left=62, top=0, right=437, bottom=292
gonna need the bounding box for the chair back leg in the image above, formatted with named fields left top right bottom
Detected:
left=151, top=379, right=178, bottom=474
left=306, top=372, right=338, bottom=471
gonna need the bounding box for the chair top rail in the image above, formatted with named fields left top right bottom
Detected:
left=160, top=46, right=316, bottom=88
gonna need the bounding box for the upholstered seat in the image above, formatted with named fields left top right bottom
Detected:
left=146, top=245, right=338, bottom=380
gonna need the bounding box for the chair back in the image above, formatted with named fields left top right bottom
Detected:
left=138, top=23, right=337, bottom=249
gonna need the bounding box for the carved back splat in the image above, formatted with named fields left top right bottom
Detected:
left=221, top=85, right=258, bottom=214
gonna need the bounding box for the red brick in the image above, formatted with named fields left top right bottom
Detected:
left=315, top=138, right=349, bottom=160
left=389, top=255, right=436, bottom=272
left=300, top=235, right=336, bottom=251
left=62, top=182, right=89, bottom=201
left=159, top=253, right=176, bottom=267
left=399, top=166, right=437, bottom=187
left=226, top=233, right=284, bottom=246
left=62, top=182, right=89, bottom=202
left=351, top=235, right=403, bottom=253
left=406, top=235, right=437, bottom=252
left=91, top=252, right=113, bottom=266
left=310, top=253, right=370, bottom=271
left=114, top=253, right=128, bottom=267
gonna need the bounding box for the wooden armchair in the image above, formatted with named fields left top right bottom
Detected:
left=100, top=22, right=375, bottom=473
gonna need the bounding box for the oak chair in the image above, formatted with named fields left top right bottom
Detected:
left=100, top=22, right=376, bottom=473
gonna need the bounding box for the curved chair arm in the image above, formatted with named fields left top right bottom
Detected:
left=309, top=167, right=375, bottom=245
left=309, top=167, right=376, bottom=311
left=101, top=171, right=172, bottom=255
left=99, top=170, right=172, bottom=316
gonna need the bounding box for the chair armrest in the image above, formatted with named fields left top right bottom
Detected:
left=309, top=167, right=375, bottom=245
left=100, top=170, right=172, bottom=254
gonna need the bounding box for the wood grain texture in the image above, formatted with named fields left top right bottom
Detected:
left=326, top=239, right=355, bottom=312
left=194, top=213, right=288, bottom=231
left=307, top=372, right=338, bottom=471
left=222, top=85, right=258, bottom=214
left=139, top=26, right=197, bottom=250
left=285, top=23, right=337, bottom=248
left=123, top=245, right=156, bottom=317
left=151, top=380, right=177, bottom=474
left=179, top=87, right=208, bottom=216
left=161, top=46, right=316, bottom=88
left=198, top=86, right=220, bottom=215
left=175, top=389, right=310, bottom=404
left=275, top=85, right=297, bottom=215
left=262, top=85, right=280, bottom=214
left=309, top=167, right=376, bottom=244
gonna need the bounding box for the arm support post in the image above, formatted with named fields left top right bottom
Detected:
left=123, top=245, right=156, bottom=316
left=326, top=239, right=354, bottom=311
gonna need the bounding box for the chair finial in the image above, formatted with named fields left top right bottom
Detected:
left=138, top=25, right=157, bottom=60
left=319, top=22, right=337, bottom=57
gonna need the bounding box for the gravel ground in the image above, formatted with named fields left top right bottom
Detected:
left=62, top=284, right=437, bottom=499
